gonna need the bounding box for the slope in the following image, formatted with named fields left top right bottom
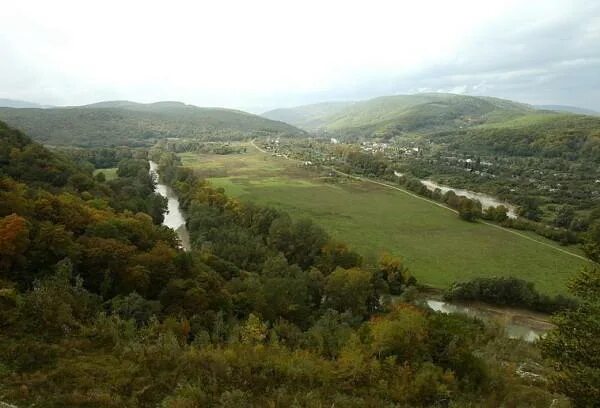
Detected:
left=263, top=93, right=534, bottom=137
left=0, top=101, right=305, bottom=147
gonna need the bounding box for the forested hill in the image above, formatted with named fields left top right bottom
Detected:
left=430, top=112, right=600, bottom=161
left=262, top=93, right=535, bottom=134
left=262, top=101, right=355, bottom=130
left=0, top=101, right=305, bottom=147
left=0, top=98, right=50, bottom=109
left=263, top=93, right=600, bottom=160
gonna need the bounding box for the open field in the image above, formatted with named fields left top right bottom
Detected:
left=178, top=146, right=589, bottom=295
left=93, top=167, right=118, bottom=181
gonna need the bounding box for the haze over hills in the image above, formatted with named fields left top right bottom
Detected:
left=534, top=104, right=599, bottom=116
left=261, top=101, right=355, bottom=130
left=262, top=93, right=537, bottom=135
left=0, top=100, right=305, bottom=147
left=263, top=93, right=600, bottom=160
left=0, top=98, right=52, bottom=109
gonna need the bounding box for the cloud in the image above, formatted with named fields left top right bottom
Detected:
left=0, top=0, right=599, bottom=110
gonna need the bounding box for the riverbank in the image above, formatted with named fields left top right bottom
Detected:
left=414, top=288, right=554, bottom=342
left=149, top=160, right=191, bottom=251
left=420, top=179, right=518, bottom=218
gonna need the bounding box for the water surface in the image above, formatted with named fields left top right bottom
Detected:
left=426, top=299, right=546, bottom=342
left=149, top=160, right=191, bottom=251
left=421, top=179, right=518, bottom=218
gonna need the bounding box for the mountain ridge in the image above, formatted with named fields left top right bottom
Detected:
left=0, top=101, right=305, bottom=147
left=0, top=98, right=52, bottom=109
left=534, top=104, right=599, bottom=116
left=262, top=93, right=537, bottom=135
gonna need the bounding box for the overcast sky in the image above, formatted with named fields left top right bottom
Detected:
left=1, top=0, right=599, bottom=111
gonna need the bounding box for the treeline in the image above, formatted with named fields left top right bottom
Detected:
left=336, top=148, right=584, bottom=244
left=401, top=176, right=581, bottom=244
left=60, top=146, right=141, bottom=169
left=157, top=139, right=248, bottom=155
left=444, top=277, right=577, bottom=314
left=0, top=104, right=304, bottom=147
left=431, top=114, right=600, bottom=161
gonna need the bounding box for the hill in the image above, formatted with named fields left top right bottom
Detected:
left=534, top=104, right=599, bottom=116
left=263, top=101, right=354, bottom=129
left=262, top=93, right=534, bottom=137
left=0, top=101, right=305, bottom=146
left=264, top=93, right=600, bottom=160
left=0, top=98, right=50, bottom=109
left=430, top=111, right=600, bottom=161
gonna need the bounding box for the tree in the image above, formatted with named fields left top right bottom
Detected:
left=316, top=242, right=362, bottom=274
left=458, top=198, right=481, bottom=222
left=554, top=206, right=575, bottom=228
left=483, top=205, right=508, bottom=222
left=539, top=266, right=600, bottom=407
left=377, top=252, right=413, bottom=295
left=583, top=221, right=600, bottom=263
left=0, top=213, right=30, bottom=274
left=240, top=313, right=268, bottom=345
left=369, top=304, right=429, bottom=362
left=324, top=267, right=375, bottom=318
left=518, top=197, right=542, bottom=221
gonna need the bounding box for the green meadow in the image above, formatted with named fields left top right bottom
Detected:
left=178, top=147, right=588, bottom=295
left=93, top=167, right=118, bottom=181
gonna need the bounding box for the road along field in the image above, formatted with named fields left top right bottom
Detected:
left=178, top=146, right=589, bottom=295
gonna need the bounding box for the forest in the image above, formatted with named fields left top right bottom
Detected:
left=0, top=102, right=304, bottom=147
left=0, top=120, right=599, bottom=406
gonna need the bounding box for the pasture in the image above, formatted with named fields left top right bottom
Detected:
left=178, top=147, right=588, bottom=295
left=93, top=167, right=118, bottom=181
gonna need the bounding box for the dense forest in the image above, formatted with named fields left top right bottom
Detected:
left=0, top=102, right=304, bottom=147
left=1, top=121, right=599, bottom=406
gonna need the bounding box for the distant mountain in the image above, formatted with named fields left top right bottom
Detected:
left=264, top=93, right=600, bottom=160
left=0, top=101, right=305, bottom=147
left=0, top=98, right=51, bottom=109
left=263, top=101, right=354, bottom=129
left=534, top=104, right=599, bottom=116
left=262, top=93, right=535, bottom=137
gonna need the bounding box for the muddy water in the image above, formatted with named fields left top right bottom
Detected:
left=149, top=161, right=191, bottom=251
left=421, top=179, right=518, bottom=219
left=426, top=299, right=549, bottom=342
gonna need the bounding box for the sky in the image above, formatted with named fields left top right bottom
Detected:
left=1, top=0, right=599, bottom=112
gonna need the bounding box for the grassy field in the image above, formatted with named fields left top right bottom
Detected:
left=178, top=147, right=589, bottom=295
left=93, top=167, right=118, bottom=181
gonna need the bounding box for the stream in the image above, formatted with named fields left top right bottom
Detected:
left=149, top=160, right=191, bottom=251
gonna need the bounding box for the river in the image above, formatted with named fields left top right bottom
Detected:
left=425, top=299, right=551, bottom=342
left=148, top=161, right=191, bottom=251
left=420, top=179, right=518, bottom=219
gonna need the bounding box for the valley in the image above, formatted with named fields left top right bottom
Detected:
left=175, top=142, right=588, bottom=295
left=3, top=1, right=600, bottom=404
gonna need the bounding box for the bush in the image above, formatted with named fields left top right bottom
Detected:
left=444, top=277, right=577, bottom=313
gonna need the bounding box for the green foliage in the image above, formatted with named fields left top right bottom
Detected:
left=0, top=122, right=580, bottom=406
left=445, top=277, right=577, bottom=313
left=182, top=144, right=587, bottom=294
left=0, top=102, right=305, bottom=147
left=457, top=197, right=482, bottom=222
left=324, top=267, right=377, bottom=318
left=539, top=266, right=600, bottom=407
left=583, top=221, right=600, bottom=263
left=263, top=93, right=534, bottom=137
